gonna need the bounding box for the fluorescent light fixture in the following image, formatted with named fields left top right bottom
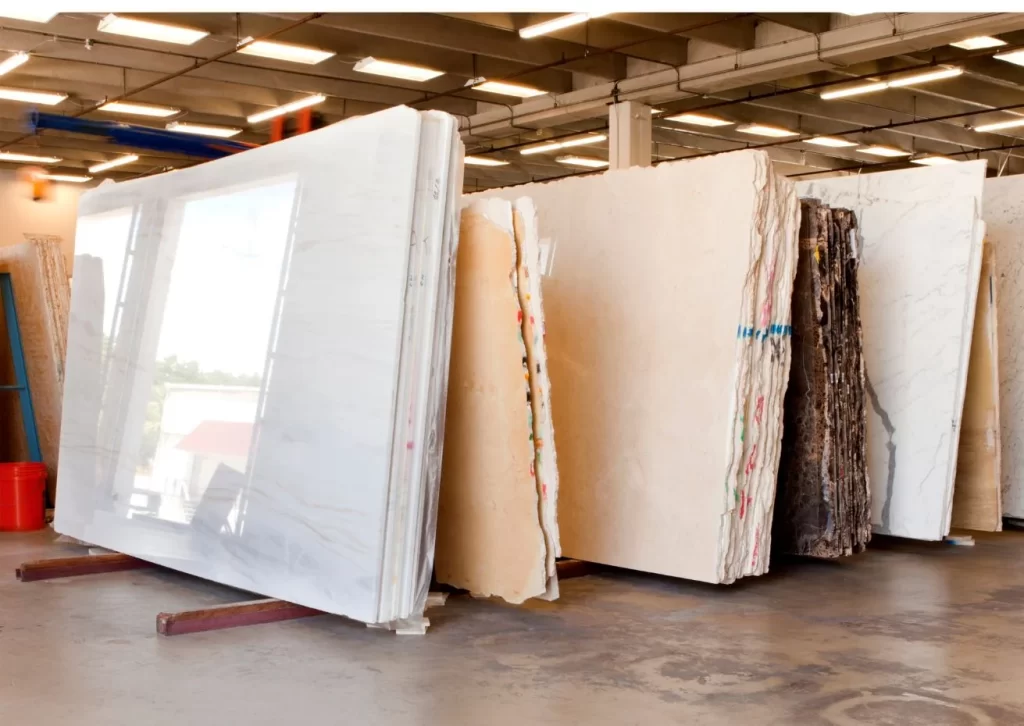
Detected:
left=820, top=81, right=888, bottom=100
left=737, top=123, right=798, bottom=138
left=0, top=52, right=29, bottom=77
left=0, top=86, right=66, bottom=105
left=805, top=136, right=857, bottom=148
left=98, top=14, right=208, bottom=45
left=557, top=134, right=607, bottom=149
left=42, top=173, right=92, bottom=183
left=166, top=121, right=242, bottom=138
left=89, top=154, right=139, bottom=174
left=665, top=112, right=733, bottom=127
left=0, top=11, right=57, bottom=22
left=238, top=39, right=335, bottom=65
left=858, top=145, right=911, bottom=157
left=887, top=66, right=963, bottom=87
left=973, top=117, right=1024, bottom=133
left=0, top=151, right=61, bottom=164
left=520, top=142, right=563, bottom=156
left=247, top=94, right=326, bottom=124
left=519, top=12, right=610, bottom=39
left=464, top=156, right=509, bottom=167
left=911, top=155, right=956, bottom=166
left=99, top=101, right=179, bottom=117
left=353, top=57, right=442, bottom=82
left=472, top=80, right=546, bottom=98
left=556, top=155, right=608, bottom=168
left=994, top=49, right=1024, bottom=67
left=521, top=134, right=606, bottom=155
left=950, top=36, right=1006, bottom=50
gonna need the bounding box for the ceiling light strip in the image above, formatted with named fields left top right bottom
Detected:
left=98, top=14, right=209, bottom=45
left=247, top=94, right=326, bottom=124
left=0, top=52, right=29, bottom=77
left=89, top=155, right=139, bottom=174
left=238, top=39, right=335, bottom=65
left=519, top=12, right=611, bottom=39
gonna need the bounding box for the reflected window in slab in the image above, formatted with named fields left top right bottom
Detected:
left=138, top=178, right=298, bottom=527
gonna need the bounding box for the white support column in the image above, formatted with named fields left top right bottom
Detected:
left=608, top=102, right=652, bottom=170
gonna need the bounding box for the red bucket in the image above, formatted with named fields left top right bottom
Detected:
left=0, top=462, right=48, bottom=532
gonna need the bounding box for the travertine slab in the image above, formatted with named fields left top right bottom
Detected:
left=798, top=162, right=986, bottom=541
left=55, top=107, right=463, bottom=625
left=475, top=150, right=799, bottom=584
left=0, top=240, right=70, bottom=502
left=982, top=175, right=1024, bottom=520
left=435, top=200, right=549, bottom=603
left=950, top=242, right=1001, bottom=532
left=513, top=198, right=561, bottom=598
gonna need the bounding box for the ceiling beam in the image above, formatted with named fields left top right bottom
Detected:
left=756, top=14, right=831, bottom=35
left=460, top=13, right=1024, bottom=138
left=609, top=14, right=756, bottom=51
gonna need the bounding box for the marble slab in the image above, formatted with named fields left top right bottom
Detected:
left=950, top=241, right=1002, bottom=531
left=982, top=175, right=1024, bottom=520
left=474, top=150, right=799, bottom=584
left=435, top=199, right=550, bottom=603
left=798, top=162, right=986, bottom=540
left=775, top=201, right=870, bottom=558
left=55, top=107, right=463, bottom=625
left=0, top=240, right=70, bottom=502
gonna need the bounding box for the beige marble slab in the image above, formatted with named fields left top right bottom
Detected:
left=951, top=242, right=1002, bottom=532
left=435, top=199, right=548, bottom=603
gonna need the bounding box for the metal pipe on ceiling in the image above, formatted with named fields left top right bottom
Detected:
left=0, top=13, right=323, bottom=152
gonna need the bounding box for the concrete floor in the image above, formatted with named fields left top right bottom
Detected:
left=1, top=530, right=1022, bottom=725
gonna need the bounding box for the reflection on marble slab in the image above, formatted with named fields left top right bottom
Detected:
left=55, top=107, right=462, bottom=624
left=983, top=175, right=1024, bottom=519
left=797, top=162, right=986, bottom=541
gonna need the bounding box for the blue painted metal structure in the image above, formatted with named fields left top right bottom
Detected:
left=28, top=111, right=257, bottom=160
left=0, top=273, right=42, bottom=464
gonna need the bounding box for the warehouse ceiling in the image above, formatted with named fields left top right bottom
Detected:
left=2, top=12, right=1024, bottom=187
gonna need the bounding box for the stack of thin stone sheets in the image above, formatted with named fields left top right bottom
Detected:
left=54, top=106, right=464, bottom=628
left=474, top=150, right=798, bottom=584
left=435, top=197, right=560, bottom=604
left=774, top=200, right=870, bottom=558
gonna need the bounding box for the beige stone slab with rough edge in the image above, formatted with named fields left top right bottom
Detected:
left=434, top=199, right=548, bottom=603
left=512, top=198, right=561, bottom=600
left=474, top=151, right=798, bottom=584
left=0, top=240, right=70, bottom=502
left=952, top=242, right=1002, bottom=532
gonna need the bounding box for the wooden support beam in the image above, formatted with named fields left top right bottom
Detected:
left=156, top=598, right=322, bottom=636
left=16, top=553, right=155, bottom=582
left=555, top=558, right=602, bottom=580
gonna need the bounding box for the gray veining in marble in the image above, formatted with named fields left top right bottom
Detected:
left=55, top=107, right=462, bottom=624
left=798, top=162, right=986, bottom=540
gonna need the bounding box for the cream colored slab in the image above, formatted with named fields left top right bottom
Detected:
left=0, top=240, right=70, bottom=502
left=951, top=242, right=1002, bottom=532
left=982, top=175, right=1024, bottom=519
left=434, top=199, right=548, bottom=603
left=513, top=197, right=561, bottom=600
left=475, top=150, right=798, bottom=584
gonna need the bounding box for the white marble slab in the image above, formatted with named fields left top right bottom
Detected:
left=55, top=107, right=461, bottom=624
left=983, top=174, right=1024, bottom=519
left=798, top=162, right=986, bottom=540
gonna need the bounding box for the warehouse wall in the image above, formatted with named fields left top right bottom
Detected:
left=0, top=170, right=84, bottom=269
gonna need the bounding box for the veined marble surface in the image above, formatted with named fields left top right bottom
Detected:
left=798, top=162, right=986, bottom=540
left=55, top=107, right=455, bottom=624
left=984, top=175, right=1024, bottom=519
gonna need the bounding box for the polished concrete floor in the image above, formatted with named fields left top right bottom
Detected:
left=1, top=529, right=1022, bottom=725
